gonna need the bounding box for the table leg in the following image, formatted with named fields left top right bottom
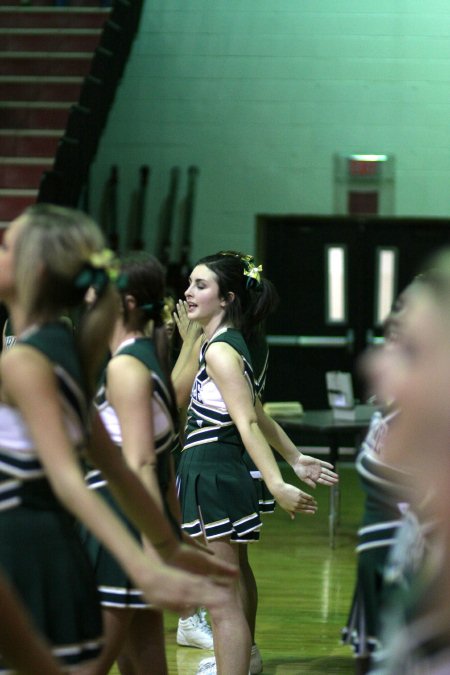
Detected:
left=328, top=438, right=340, bottom=548
left=329, top=482, right=340, bottom=548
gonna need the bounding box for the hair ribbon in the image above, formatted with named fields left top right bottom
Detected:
left=74, top=249, right=127, bottom=293
left=243, top=263, right=263, bottom=289
left=138, top=301, right=165, bottom=321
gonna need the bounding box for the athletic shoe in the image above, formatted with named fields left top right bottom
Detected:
left=196, top=655, right=251, bottom=675
left=177, top=611, right=214, bottom=649
left=196, top=656, right=216, bottom=674
left=250, top=644, right=263, bottom=674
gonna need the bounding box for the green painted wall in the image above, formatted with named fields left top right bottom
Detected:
left=90, top=0, right=450, bottom=261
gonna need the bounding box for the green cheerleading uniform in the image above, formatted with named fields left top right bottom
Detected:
left=342, top=410, right=413, bottom=659
left=2, top=317, right=16, bottom=351
left=82, top=337, right=180, bottom=609
left=242, top=333, right=275, bottom=514
left=0, top=322, right=103, bottom=673
left=370, top=509, right=435, bottom=674
left=177, top=327, right=262, bottom=543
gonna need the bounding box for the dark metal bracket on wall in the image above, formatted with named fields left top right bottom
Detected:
left=267, top=329, right=355, bottom=353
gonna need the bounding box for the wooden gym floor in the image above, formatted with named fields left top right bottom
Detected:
left=110, top=462, right=363, bottom=675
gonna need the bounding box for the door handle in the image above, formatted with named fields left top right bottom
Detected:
left=267, top=329, right=354, bottom=352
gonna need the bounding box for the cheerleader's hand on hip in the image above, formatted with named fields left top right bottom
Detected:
left=271, top=481, right=318, bottom=519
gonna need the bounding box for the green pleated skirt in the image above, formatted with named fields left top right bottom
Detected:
left=0, top=504, right=103, bottom=672
left=177, top=441, right=262, bottom=542
left=81, top=481, right=149, bottom=610
left=242, top=449, right=276, bottom=514
left=342, top=519, right=401, bottom=658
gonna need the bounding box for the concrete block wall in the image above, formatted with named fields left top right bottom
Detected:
left=90, top=0, right=450, bottom=261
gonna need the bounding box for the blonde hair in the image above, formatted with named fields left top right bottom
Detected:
left=14, top=204, right=118, bottom=395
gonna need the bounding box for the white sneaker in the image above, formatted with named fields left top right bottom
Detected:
left=250, top=644, right=263, bottom=674
left=196, top=655, right=251, bottom=675
left=177, top=611, right=214, bottom=649
left=196, top=656, right=216, bottom=675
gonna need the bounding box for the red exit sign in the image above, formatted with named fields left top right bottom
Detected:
left=348, top=159, right=381, bottom=177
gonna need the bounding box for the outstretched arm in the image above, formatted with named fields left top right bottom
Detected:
left=89, top=410, right=237, bottom=580
left=2, top=346, right=235, bottom=613
left=107, top=355, right=164, bottom=512
left=255, top=398, right=338, bottom=488
left=104, top=355, right=224, bottom=573
left=205, top=343, right=318, bottom=519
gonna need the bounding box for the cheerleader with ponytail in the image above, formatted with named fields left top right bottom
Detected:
left=173, top=251, right=322, bottom=675
left=0, top=208, right=235, bottom=675
left=83, top=252, right=232, bottom=675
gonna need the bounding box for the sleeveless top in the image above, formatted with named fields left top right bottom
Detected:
left=0, top=322, right=89, bottom=511
left=2, top=317, right=16, bottom=351
left=248, top=333, right=269, bottom=400
left=87, top=336, right=177, bottom=493
left=355, top=409, right=412, bottom=553
left=244, top=333, right=269, bottom=478
left=184, top=327, right=256, bottom=452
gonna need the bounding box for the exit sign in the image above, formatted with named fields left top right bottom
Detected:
left=347, top=154, right=388, bottom=179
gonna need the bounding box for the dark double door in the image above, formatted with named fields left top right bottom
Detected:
left=256, top=214, right=450, bottom=409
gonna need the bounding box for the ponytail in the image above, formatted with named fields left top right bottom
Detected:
left=120, top=252, right=178, bottom=420
left=245, top=277, right=279, bottom=340
left=76, top=285, right=118, bottom=399
left=195, top=251, right=279, bottom=340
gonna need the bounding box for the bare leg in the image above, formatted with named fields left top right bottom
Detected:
left=355, top=656, right=372, bottom=675
left=208, top=538, right=251, bottom=675
left=117, top=608, right=168, bottom=675
left=0, top=571, right=63, bottom=675
left=76, top=607, right=133, bottom=675
left=238, top=544, right=258, bottom=643
left=179, top=606, right=197, bottom=620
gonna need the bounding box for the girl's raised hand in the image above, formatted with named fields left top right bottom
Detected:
left=173, top=300, right=202, bottom=342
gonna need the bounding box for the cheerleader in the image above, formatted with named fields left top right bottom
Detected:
left=0, top=206, right=234, bottom=674
left=174, top=252, right=319, bottom=675
left=366, top=250, right=450, bottom=674
left=174, top=289, right=338, bottom=674
left=0, top=568, right=62, bottom=675
left=82, top=253, right=222, bottom=674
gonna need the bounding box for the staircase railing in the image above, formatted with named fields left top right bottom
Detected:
left=37, top=0, right=143, bottom=208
